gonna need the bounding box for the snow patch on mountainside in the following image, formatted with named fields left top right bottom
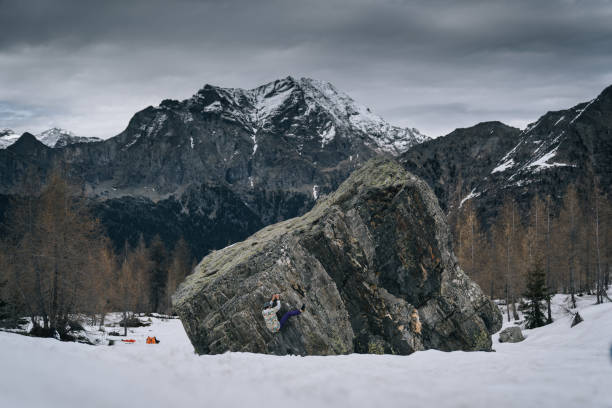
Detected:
left=251, top=130, right=258, bottom=155
left=459, top=188, right=481, bottom=208
left=569, top=98, right=596, bottom=124
left=491, top=100, right=587, bottom=185
left=526, top=147, right=571, bottom=171
left=499, top=140, right=522, bottom=163
left=491, top=159, right=515, bottom=174
left=553, top=115, right=565, bottom=126
left=319, top=124, right=336, bottom=147
left=203, top=101, right=223, bottom=113
left=252, top=80, right=295, bottom=119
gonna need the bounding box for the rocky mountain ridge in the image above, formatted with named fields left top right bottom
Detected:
left=0, top=77, right=427, bottom=258
left=105, top=76, right=427, bottom=197
left=2, top=81, right=610, bottom=259
left=402, top=84, right=612, bottom=223
left=140, top=76, right=427, bottom=155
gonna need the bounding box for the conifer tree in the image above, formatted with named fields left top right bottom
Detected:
left=559, top=185, right=579, bottom=308
left=542, top=194, right=555, bottom=321
left=524, top=260, right=549, bottom=329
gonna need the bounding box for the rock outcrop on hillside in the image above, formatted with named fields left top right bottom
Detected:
left=174, top=158, right=502, bottom=355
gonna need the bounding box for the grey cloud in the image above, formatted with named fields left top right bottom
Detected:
left=0, top=0, right=611, bottom=138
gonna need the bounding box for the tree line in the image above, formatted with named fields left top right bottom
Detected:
left=452, top=182, right=611, bottom=323
left=0, top=170, right=194, bottom=337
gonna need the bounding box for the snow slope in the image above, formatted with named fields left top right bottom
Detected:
left=1, top=295, right=611, bottom=408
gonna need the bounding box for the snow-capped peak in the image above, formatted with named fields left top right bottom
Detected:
left=37, top=127, right=100, bottom=148
left=37, top=127, right=76, bottom=147
left=297, top=77, right=428, bottom=154
left=0, top=127, right=100, bottom=149
left=188, top=76, right=428, bottom=155
left=0, top=129, right=20, bottom=149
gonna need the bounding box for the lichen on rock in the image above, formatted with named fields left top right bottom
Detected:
left=173, top=158, right=502, bottom=355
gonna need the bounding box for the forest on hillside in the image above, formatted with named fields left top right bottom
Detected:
left=1, top=166, right=610, bottom=338
left=452, top=182, right=612, bottom=321
left=0, top=169, right=195, bottom=338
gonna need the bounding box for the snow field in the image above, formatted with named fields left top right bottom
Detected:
left=1, top=293, right=611, bottom=408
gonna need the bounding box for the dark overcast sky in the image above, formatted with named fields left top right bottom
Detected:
left=1, top=0, right=611, bottom=138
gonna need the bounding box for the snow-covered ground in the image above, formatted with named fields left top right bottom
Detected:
left=1, top=293, right=611, bottom=408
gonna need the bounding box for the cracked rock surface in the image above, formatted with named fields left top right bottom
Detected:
left=173, top=158, right=502, bottom=355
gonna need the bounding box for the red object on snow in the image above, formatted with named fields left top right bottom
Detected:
left=121, top=339, right=136, bottom=343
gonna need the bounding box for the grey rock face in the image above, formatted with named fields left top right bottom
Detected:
left=498, top=326, right=524, bottom=343
left=174, top=158, right=502, bottom=355
left=402, top=85, right=612, bottom=229
left=401, top=121, right=521, bottom=215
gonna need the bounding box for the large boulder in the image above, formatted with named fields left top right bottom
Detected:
left=173, top=158, right=502, bottom=355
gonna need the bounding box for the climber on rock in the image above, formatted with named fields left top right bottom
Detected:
left=262, top=293, right=306, bottom=333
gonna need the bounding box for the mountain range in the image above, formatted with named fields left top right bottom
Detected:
left=0, top=78, right=610, bottom=257
left=0, top=127, right=100, bottom=149
left=402, top=84, right=612, bottom=224
left=0, top=77, right=427, bottom=257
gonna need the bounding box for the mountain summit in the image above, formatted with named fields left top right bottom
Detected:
left=107, top=76, right=427, bottom=197
left=187, top=76, right=427, bottom=155
left=118, top=76, right=426, bottom=157
left=37, top=127, right=101, bottom=148
left=0, top=77, right=428, bottom=258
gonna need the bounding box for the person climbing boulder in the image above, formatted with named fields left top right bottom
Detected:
left=262, top=294, right=306, bottom=333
